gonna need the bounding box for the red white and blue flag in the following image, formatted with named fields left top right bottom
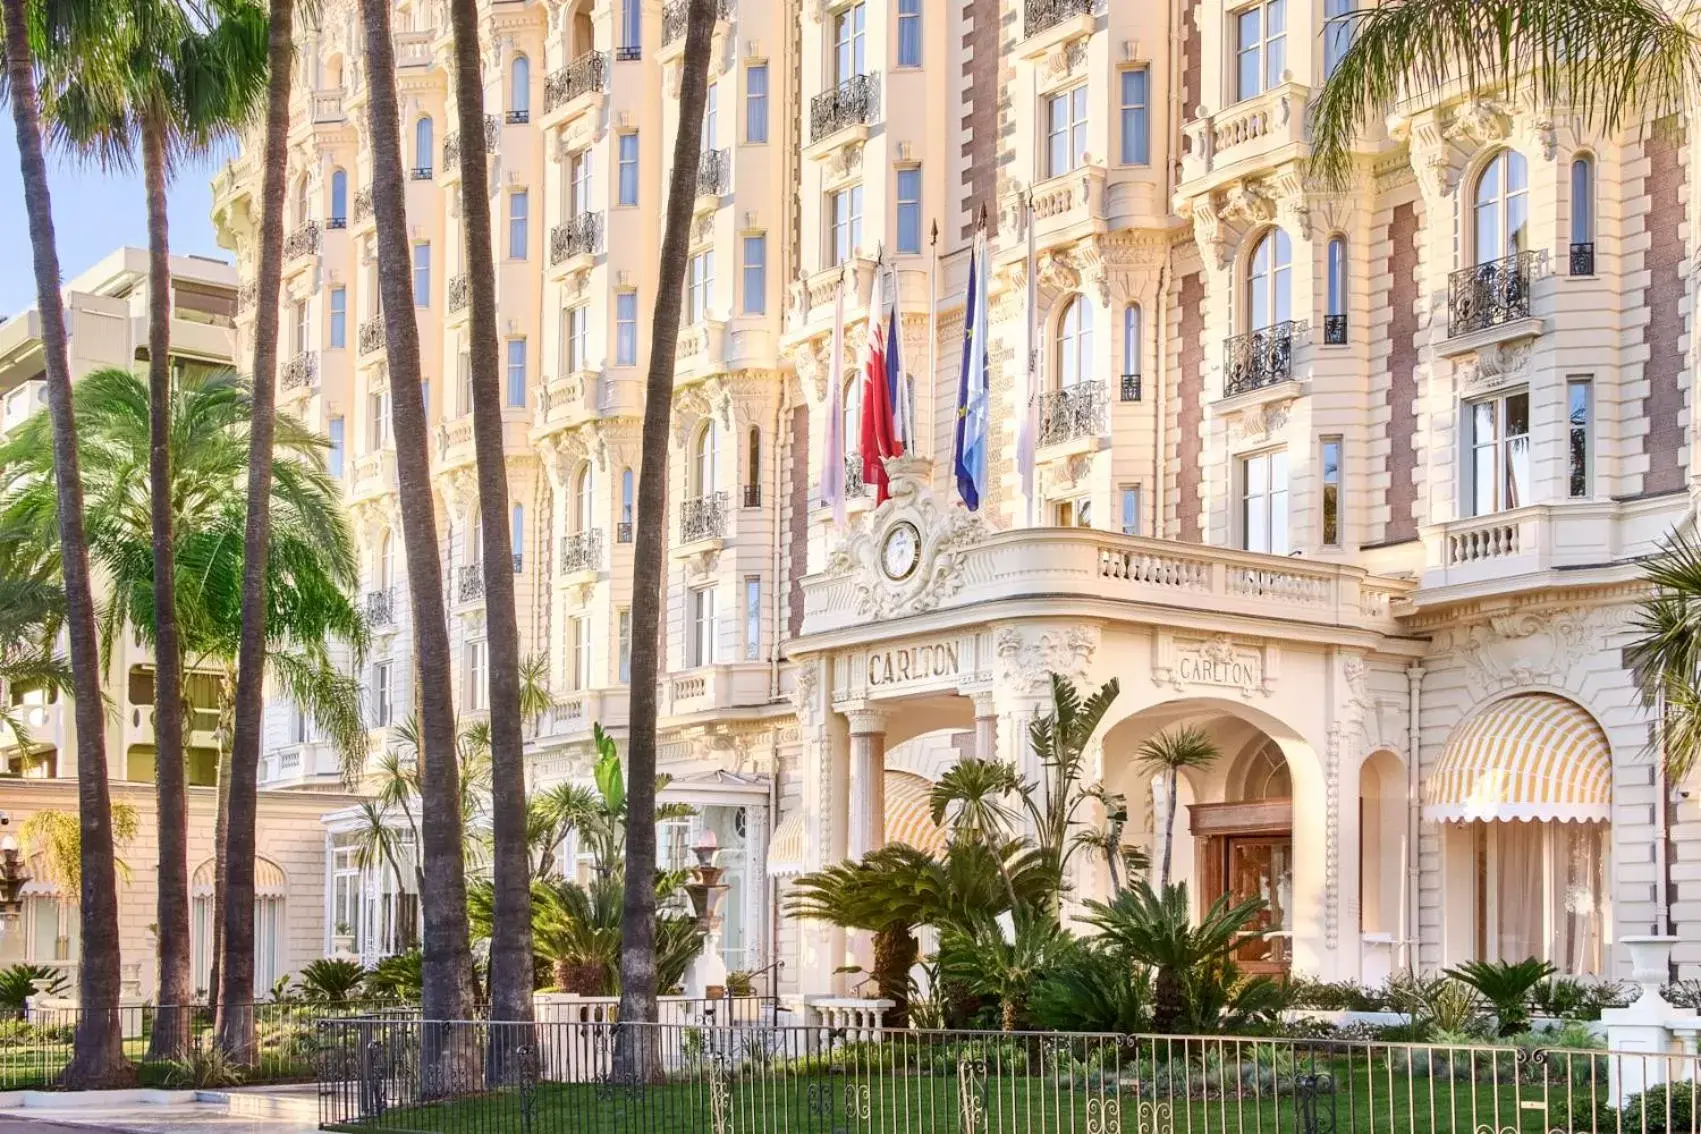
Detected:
left=859, top=258, right=907, bottom=503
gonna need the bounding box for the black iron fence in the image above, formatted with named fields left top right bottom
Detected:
left=317, top=1019, right=1692, bottom=1134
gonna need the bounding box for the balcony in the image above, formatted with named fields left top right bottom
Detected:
left=281, top=351, right=317, bottom=391
left=1120, top=373, right=1142, bottom=402
left=809, top=73, right=879, bottom=149
left=1570, top=242, right=1595, bottom=277
left=560, top=529, right=604, bottom=574
left=535, top=371, right=601, bottom=432
left=1015, top=164, right=1108, bottom=253
left=544, top=51, right=607, bottom=117
left=695, top=148, right=728, bottom=207
left=1323, top=315, right=1348, bottom=345
left=550, top=212, right=603, bottom=270
left=1178, top=84, right=1312, bottom=193
left=662, top=0, right=731, bottom=45
left=310, top=88, right=345, bottom=123
left=443, top=116, right=500, bottom=175
left=1420, top=501, right=1623, bottom=593
left=1222, top=321, right=1297, bottom=398
left=1448, top=252, right=1537, bottom=338
left=681, top=491, right=728, bottom=544
left=1036, top=380, right=1107, bottom=449
left=456, top=563, right=484, bottom=604
left=283, top=220, right=320, bottom=261
left=365, top=588, right=395, bottom=627
left=448, top=274, right=469, bottom=314
left=358, top=318, right=387, bottom=356
left=742, top=484, right=761, bottom=508
left=436, top=416, right=474, bottom=466
left=1023, top=0, right=1094, bottom=43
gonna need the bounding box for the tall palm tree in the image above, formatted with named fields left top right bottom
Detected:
left=36, top=0, right=267, bottom=1060
left=0, top=0, right=129, bottom=1087
left=1135, top=725, right=1218, bottom=889
left=357, top=0, right=476, bottom=1036
left=618, top=0, right=717, bottom=1063
left=1026, top=674, right=1121, bottom=897
left=1308, top=0, right=1701, bottom=185
left=443, top=0, right=530, bottom=1030
left=928, top=758, right=1027, bottom=847
left=0, top=520, right=68, bottom=753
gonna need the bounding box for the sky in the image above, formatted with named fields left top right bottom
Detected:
left=1, top=129, right=234, bottom=316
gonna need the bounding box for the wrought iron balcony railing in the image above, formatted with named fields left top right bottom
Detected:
left=681, top=491, right=728, bottom=543
left=810, top=72, right=879, bottom=144
left=544, top=51, right=608, bottom=113
left=1120, top=373, right=1142, bottom=402
left=364, top=588, right=394, bottom=627
left=742, top=483, right=762, bottom=508
left=284, top=220, right=320, bottom=260
left=1448, top=251, right=1537, bottom=337
left=448, top=274, right=469, bottom=313
left=615, top=45, right=641, bottom=61
left=1323, top=314, right=1348, bottom=345
left=326, top=216, right=348, bottom=230
left=281, top=351, right=318, bottom=390
left=550, top=212, right=604, bottom=265
left=1036, top=379, right=1107, bottom=448
left=506, top=110, right=529, bottom=125
left=560, top=529, right=604, bottom=573
left=358, top=318, right=387, bottom=356
left=617, top=521, right=634, bottom=544
left=1025, top=0, right=1095, bottom=38
left=353, top=188, right=373, bottom=222
left=696, top=148, right=729, bottom=197
left=662, top=0, right=730, bottom=44
left=443, top=116, right=500, bottom=172
left=1570, top=241, right=1595, bottom=277
left=410, top=165, right=433, bottom=181
left=456, top=563, right=484, bottom=603
left=1223, top=321, right=1297, bottom=397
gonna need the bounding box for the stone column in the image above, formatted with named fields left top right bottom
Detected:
left=972, top=691, right=998, bottom=763
left=845, top=706, right=888, bottom=861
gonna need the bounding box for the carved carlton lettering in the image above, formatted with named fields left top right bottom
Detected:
left=867, top=641, right=961, bottom=687
left=1176, top=653, right=1260, bottom=688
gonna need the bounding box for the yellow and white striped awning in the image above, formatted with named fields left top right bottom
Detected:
left=1423, top=695, right=1612, bottom=824
left=767, top=770, right=949, bottom=876
left=192, top=856, right=289, bottom=898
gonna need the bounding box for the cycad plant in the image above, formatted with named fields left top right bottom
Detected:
left=1135, top=725, right=1220, bottom=889
left=1446, top=958, right=1556, bottom=1036
left=939, top=906, right=1075, bottom=1032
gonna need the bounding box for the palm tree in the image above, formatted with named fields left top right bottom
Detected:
left=1308, top=0, right=1701, bottom=185
left=0, top=521, right=69, bottom=754
left=349, top=800, right=410, bottom=940
left=939, top=907, right=1073, bottom=1032
left=1135, top=725, right=1218, bottom=889
left=617, top=0, right=717, bottom=1058
left=1026, top=674, right=1121, bottom=899
left=1631, top=532, right=1701, bottom=789
left=357, top=0, right=476, bottom=1036
left=928, top=758, right=1027, bottom=847
left=1, top=0, right=129, bottom=1085
left=518, top=654, right=557, bottom=738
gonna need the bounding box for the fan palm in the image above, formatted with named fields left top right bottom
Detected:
left=1135, top=725, right=1219, bottom=889
left=1308, top=0, right=1701, bottom=186
left=929, top=758, right=1027, bottom=847
left=348, top=802, right=412, bottom=949
left=1630, top=531, right=1701, bottom=788
left=0, top=521, right=69, bottom=757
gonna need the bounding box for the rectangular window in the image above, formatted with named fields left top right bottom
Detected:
left=458, top=352, right=473, bottom=417
left=328, top=416, right=345, bottom=478
left=560, top=306, right=589, bottom=373
left=742, top=235, right=766, bottom=315
left=617, top=134, right=639, bottom=206
left=506, top=339, right=527, bottom=408
left=833, top=2, right=866, bottom=83
left=744, top=576, right=761, bottom=661
left=829, top=185, right=863, bottom=266
left=688, top=251, right=715, bottom=324
left=569, top=150, right=593, bottom=213
left=467, top=641, right=487, bottom=711
left=329, top=287, right=347, bottom=348
left=292, top=299, right=310, bottom=356
left=1240, top=449, right=1290, bottom=555
left=747, top=64, right=769, bottom=142
left=509, top=190, right=529, bottom=258
left=1235, top=0, right=1287, bottom=101
left=690, top=586, right=716, bottom=667
left=1321, top=436, right=1342, bottom=547
left=1323, top=0, right=1353, bottom=78
left=896, top=168, right=922, bottom=255
left=616, top=292, right=638, bottom=365
left=1045, top=86, right=1089, bottom=178
left=1120, top=485, right=1142, bottom=536
left=1466, top=391, right=1530, bottom=516
left=368, top=389, right=390, bottom=451
left=704, top=83, right=718, bottom=150
left=1120, top=69, right=1150, bottom=165
left=412, top=242, right=431, bottom=307
left=617, top=608, right=632, bottom=684
left=1568, top=379, right=1592, bottom=499
left=570, top=617, right=591, bottom=691
left=897, top=0, right=921, bottom=66
left=621, top=0, right=640, bottom=52
left=373, top=661, right=392, bottom=727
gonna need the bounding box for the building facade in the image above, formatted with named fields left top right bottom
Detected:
left=213, top=0, right=1700, bottom=996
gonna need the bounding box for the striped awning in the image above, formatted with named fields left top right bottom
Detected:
left=1423, top=695, right=1612, bottom=824
left=192, top=856, right=289, bottom=898
left=767, top=770, right=949, bottom=876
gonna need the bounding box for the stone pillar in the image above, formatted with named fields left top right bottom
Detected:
left=845, top=707, right=888, bottom=861
left=972, top=691, right=997, bottom=762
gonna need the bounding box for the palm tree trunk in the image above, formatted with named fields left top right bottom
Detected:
left=358, top=0, right=476, bottom=1059
left=614, top=0, right=716, bottom=1082
left=139, top=114, right=193, bottom=1063
left=209, top=669, right=235, bottom=1018
left=4, top=0, right=129, bottom=1087
left=445, top=0, right=531, bottom=1033
left=215, top=0, right=295, bottom=1063
left=1160, top=769, right=1178, bottom=890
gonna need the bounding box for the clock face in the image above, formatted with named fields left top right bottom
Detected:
left=881, top=522, right=921, bottom=582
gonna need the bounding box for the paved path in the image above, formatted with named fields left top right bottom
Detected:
left=0, top=1106, right=318, bottom=1133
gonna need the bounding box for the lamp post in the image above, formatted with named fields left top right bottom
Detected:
left=682, top=829, right=730, bottom=1001
left=0, top=813, right=26, bottom=918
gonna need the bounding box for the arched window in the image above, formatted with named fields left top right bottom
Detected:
left=511, top=56, right=531, bottom=118
left=572, top=3, right=595, bottom=56
left=294, top=177, right=311, bottom=226
left=378, top=533, right=394, bottom=589
left=692, top=421, right=719, bottom=496
left=1246, top=227, right=1292, bottom=330
left=510, top=503, right=524, bottom=571
left=468, top=515, right=483, bottom=562
left=620, top=467, right=635, bottom=540
left=1474, top=149, right=1529, bottom=264
left=1055, top=296, right=1093, bottom=389
left=330, top=169, right=348, bottom=226
left=1570, top=154, right=1595, bottom=275
left=744, top=425, right=761, bottom=505
left=1325, top=235, right=1347, bottom=343
left=841, top=375, right=861, bottom=488
left=1121, top=303, right=1142, bottom=401
left=573, top=464, right=594, bottom=532
left=415, top=116, right=434, bottom=175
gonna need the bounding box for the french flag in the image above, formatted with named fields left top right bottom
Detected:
left=859, top=261, right=905, bottom=503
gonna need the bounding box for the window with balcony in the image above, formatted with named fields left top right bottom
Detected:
left=467, top=640, right=488, bottom=711
left=330, top=287, right=347, bottom=348
left=570, top=617, right=591, bottom=691
left=692, top=420, right=719, bottom=495
left=1248, top=227, right=1291, bottom=330
left=1465, top=390, right=1529, bottom=516
left=744, top=576, right=762, bottom=660
left=1120, top=485, right=1142, bottom=536
left=294, top=176, right=310, bottom=226
left=1054, top=497, right=1093, bottom=528
left=1121, top=303, right=1142, bottom=401
left=414, top=116, right=434, bottom=178
left=292, top=299, right=310, bottom=357
left=1041, top=296, right=1104, bottom=446
left=506, top=338, right=527, bottom=407
left=618, top=134, right=639, bottom=206
left=1570, top=154, right=1595, bottom=275
left=743, top=234, right=767, bottom=314
left=574, top=462, right=595, bottom=532
left=617, top=608, right=632, bottom=683
left=510, top=55, right=531, bottom=121
left=833, top=2, right=866, bottom=83
left=829, top=185, right=862, bottom=267
left=1568, top=378, right=1592, bottom=498
left=1241, top=448, right=1290, bottom=555
left=561, top=304, right=589, bottom=372
left=412, top=242, right=431, bottom=307
left=1451, top=150, right=1533, bottom=335
left=616, top=291, right=638, bottom=364
left=620, top=468, right=635, bottom=541
left=1474, top=149, right=1528, bottom=263
left=1234, top=0, right=1286, bottom=102
left=511, top=503, right=525, bottom=572
left=509, top=190, right=529, bottom=259
left=1321, top=435, right=1342, bottom=547
left=1326, top=234, right=1347, bottom=344
left=690, top=586, right=717, bottom=667
left=367, top=388, right=390, bottom=451
left=1056, top=295, right=1093, bottom=388
left=688, top=250, right=715, bottom=323
left=1323, top=0, right=1352, bottom=77
left=567, top=149, right=593, bottom=215
left=896, top=167, right=922, bottom=254
left=898, top=0, right=921, bottom=65
left=330, top=169, right=348, bottom=226
left=747, top=64, right=769, bottom=142
left=1044, top=85, right=1088, bottom=178
left=1120, top=68, right=1149, bottom=165
left=1227, top=228, right=1295, bottom=395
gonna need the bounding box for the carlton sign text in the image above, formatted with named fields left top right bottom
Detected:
left=867, top=641, right=961, bottom=687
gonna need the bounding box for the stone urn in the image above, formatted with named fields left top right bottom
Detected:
left=1622, top=935, right=1678, bottom=1006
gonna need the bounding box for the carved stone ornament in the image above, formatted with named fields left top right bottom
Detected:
left=1219, top=180, right=1275, bottom=226
left=827, top=141, right=864, bottom=180
left=822, top=457, right=990, bottom=620
left=1153, top=631, right=1279, bottom=699
left=1444, top=99, right=1511, bottom=148
left=994, top=625, right=1099, bottom=697
left=1230, top=402, right=1292, bottom=444
left=790, top=664, right=821, bottom=729
left=1453, top=606, right=1602, bottom=696
left=1457, top=341, right=1531, bottom=393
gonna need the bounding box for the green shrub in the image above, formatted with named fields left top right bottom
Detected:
left=0, top=964, right=66, bottom=1019
left=1285, top=977, right=1389, bottom=1012
left=364, top=949, right=422, bottom=1001
left=1531, top=976, right=1632, bottom=1021
left=1446, top=958, right=1556, bottom=1036
left=297, top=958, right=368, bottom=1004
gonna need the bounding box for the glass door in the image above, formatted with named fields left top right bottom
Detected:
left=1224, top=836, right=1293, bottom=972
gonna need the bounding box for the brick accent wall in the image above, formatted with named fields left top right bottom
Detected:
left=1641, top=124, right=1687, bottom=496
left=1176, top=270, right=1205, bottom=542
left=785, top=403, right=809, bottom=638
left=1384, top=202, right=1420, bottom=542
left=960, top=0, right=1000, bottom=238
left=1182, top=0, right=1201, bottom=121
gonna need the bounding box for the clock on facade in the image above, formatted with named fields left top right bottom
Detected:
left=880, top=521, right=922, bottom=582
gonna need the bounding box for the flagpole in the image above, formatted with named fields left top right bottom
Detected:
left=928, top=220, right=939, bottom=463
